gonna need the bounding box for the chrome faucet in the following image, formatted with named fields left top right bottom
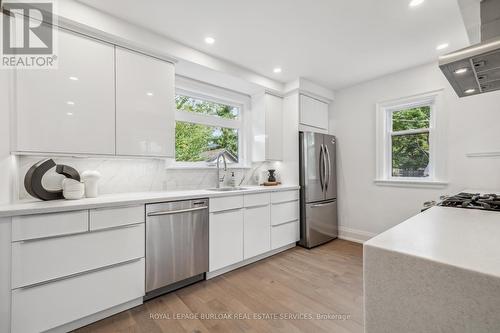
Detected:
left=216, top=151, right=227, bottom=188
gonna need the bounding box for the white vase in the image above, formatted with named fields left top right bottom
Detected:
left=81, top=170, right=101, bottom=198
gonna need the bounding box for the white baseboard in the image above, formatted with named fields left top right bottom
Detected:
left=338, top=227, right=377, bottom=244
left=207, top=243, right=296, bottom=279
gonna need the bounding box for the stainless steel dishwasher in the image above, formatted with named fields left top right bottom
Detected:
left=145, top=198, right=209, bottom=300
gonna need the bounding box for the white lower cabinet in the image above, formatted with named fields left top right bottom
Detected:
left=12, top=224, right=145, bottom=289
left=209, top=190, right=299, bottom=273
left=11, top=210, right=88, bottom=242
left=244, top=205, right=271, bottom=259
left=271, top=221, right=299, bottom=250
left=11, top=258, right=145, bottom=333
left=209, top=209, right=244, bottom=272
left=10, top=205, right=146, bottom=333
left=271, top=201, right=299, bottom=226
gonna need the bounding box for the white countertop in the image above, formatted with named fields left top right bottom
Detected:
left=0, top=185, right=300, bottom=217
left=365, top=205, right=500, bottom=279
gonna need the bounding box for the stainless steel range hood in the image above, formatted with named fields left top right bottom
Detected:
left=439, top=0, right=500, bottom=97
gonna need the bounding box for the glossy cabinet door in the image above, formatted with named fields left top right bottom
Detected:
left=115, top=48, right=175, bottom=157
left=209, top=209, right=244, bottom=271
left=244, top=205, right=271, bottom=259
left=15, top=27, right=115, bottom=155
left=299, top=94, right=329, bottom=131
left=265, top=93, right=284, bottom=160
left=252, top=92, right=283, bottom=161
left=11, top=259, right=145, bottom=333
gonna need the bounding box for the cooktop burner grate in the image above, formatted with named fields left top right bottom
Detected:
left=438, top=192, right=500, bottom=211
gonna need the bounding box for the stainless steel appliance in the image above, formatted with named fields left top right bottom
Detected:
left=439, top=0, right=500, bottom=97
left=145, top=199, right=209, bottom=300
left=438, top=192, right=500, bottom=211
left=298, top=132, right=338, bottom=249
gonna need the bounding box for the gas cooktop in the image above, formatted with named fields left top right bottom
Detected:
left=438, top=192, right=500, bottom=212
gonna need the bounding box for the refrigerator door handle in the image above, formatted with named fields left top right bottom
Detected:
left=324, top=144, right=331, bottom=193
left=322, top=144, right=328, bottom=193
left=319, top=144, right=324, bottom=192
left=311, top=200, right=336, bottom=208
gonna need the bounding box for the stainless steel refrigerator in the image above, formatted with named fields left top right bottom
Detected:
left=298, top=131, right=338, bottom=248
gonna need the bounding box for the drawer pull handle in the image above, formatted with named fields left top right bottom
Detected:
left=14, top=223, right=143, bottom=243
left=14, top=258, right=143, bottom=291
left=147, top=206, right=207, bottom=217
left=211, top=208, right=242, bottom=214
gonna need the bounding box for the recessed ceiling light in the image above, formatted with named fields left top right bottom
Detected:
left=66, top=112, right=74, bottom=116
left=204, top=37, right=215, bottom=45
left=146, top=92, right=154, bottom=96
left=66, top=101, right=75, bottom=105
left=409, top=0, right=425, bottom=7
left=69, top=76, right=79, bottom=81
left=454, top=68, right=468, bottom=74
left=273, top=67, right=282, bottom=73
left=464, top=88, right=476, bottom=94
left=436, top=43, right=449, bottom=51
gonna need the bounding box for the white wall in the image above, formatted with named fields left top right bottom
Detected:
left=0, top=70, right=13, bottom=205
left=330, top=62, right=500, bottom=241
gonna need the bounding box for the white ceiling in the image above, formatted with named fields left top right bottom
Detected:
left=78, top=0, right=470, bottom=90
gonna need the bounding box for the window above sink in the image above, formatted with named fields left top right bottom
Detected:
left=166, top=76, right=251, bottom=169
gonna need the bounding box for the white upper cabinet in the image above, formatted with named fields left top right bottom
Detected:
left=299, top=94, right=329, bottom=132
left=115, top=48, right=175, bottom=157
left=15, top=28, right=116, bottom=155
left=252, top=92, right=283, bottom=161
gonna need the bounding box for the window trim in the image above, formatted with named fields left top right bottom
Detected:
left=167, top=77, right=251, bottom=169
left=375, top=89, right=448, bottom=187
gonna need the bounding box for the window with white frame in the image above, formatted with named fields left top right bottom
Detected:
left=173, top=78, right=248, bottom=167
left=376, top=90, right=445, bottom=184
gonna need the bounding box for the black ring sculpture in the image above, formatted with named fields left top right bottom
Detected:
left=24, top=158, right=81, bottom=201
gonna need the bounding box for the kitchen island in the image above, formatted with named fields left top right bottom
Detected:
left=364, top=205, right=500, bottom=333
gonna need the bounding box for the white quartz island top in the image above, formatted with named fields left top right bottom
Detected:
left=0, top=185, right=300, bottom=217
left=364, top=197, right=500, bottom=333
left=365, top=205, right=500, bottom=278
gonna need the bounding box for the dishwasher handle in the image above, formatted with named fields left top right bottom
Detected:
left=147, top=206, right=208, bottom=217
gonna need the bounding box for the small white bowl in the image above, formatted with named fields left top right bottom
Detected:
left=63, top=188, right=85, bottom=200
left=62, top=179, right=85, bottom=200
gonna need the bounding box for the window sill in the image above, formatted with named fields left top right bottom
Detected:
left=374, top=178, right=448, bottom=188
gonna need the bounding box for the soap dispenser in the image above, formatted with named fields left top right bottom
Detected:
left=230, top=171, right=236, bottom=187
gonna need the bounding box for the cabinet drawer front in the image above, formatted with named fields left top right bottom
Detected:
left=12, top=211, right=88, bottom=242
left=271, top=201, right=299, bottom=226
left=11, top=258, right=145, bottom=333
left=271, top=190, right=299, bottom=204
left=209, top=210, right=244, bottom=271
left=244, top=193, right=270, bottom=207
left=12, top=224, right=144, bottom=289
left=271, top=221, right=299, bottom=250
left=90, top=205, right=145, bottom=230
left=210, top=195, right=243, bottom=212
left=244, top=206, right=271, bottom=259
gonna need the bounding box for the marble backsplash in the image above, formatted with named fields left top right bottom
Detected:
left=17, top=156, right=276, bottom=200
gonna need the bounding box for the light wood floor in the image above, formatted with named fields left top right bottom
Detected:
left=75, top=240, right=363, bottom=333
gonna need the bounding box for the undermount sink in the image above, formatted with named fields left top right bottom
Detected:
left=206, top=187, right=249, bottom=192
